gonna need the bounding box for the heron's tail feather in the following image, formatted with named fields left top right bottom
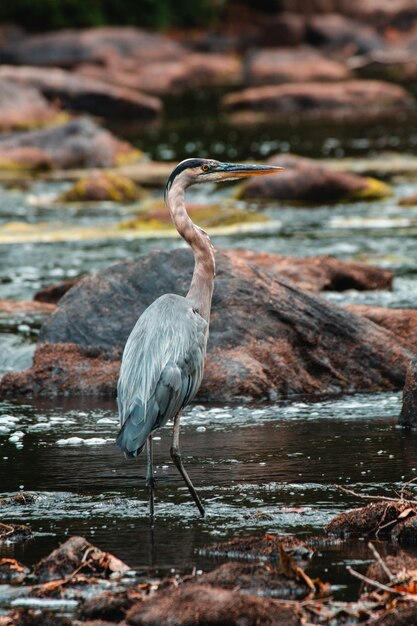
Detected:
left=116, top=418, right=150, bottom=458
left=116, top=400, right=159, bottom=458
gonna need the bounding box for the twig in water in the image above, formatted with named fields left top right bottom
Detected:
left=347, top=566, right=405, bottom=595
left=336, top=485, right=417, bottom=506
left=368, top=542, right=394, bottom=581
left=399, top=477, right=417, bottom=500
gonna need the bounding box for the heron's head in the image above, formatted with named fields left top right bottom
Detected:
left=165, top=158, right=283, bottom=197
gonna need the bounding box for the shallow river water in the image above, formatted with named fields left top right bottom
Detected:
left=1, top=100, right=417, bottom=604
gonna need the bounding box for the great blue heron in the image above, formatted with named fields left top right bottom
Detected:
left=116, top=158, right=283, bottom=518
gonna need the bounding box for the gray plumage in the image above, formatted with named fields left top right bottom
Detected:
left=116, top=294, right=207, bottom=457
left=114, top=157, right=282, bottom=517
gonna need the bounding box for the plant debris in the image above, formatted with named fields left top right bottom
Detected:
left=326, top=484, right=417, bottom=542
left=33, top=536, right=130, bottom=586
left=0, top=521, right=33, bottom=543
left=199, top=533, right=314, bottom=564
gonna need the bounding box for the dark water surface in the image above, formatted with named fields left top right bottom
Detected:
left=1, top=392, right=417, bottom=601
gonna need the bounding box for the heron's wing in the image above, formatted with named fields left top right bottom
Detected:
left=116, top=294, right=207, bottom=457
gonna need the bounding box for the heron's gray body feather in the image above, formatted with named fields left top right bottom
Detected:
left=116, top=293, right=208, bottom=457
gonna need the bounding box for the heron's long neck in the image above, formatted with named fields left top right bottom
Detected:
left=166, top=181, right=215, bottom=322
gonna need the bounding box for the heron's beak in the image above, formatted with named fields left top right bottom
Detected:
left=214, top=162, right=284, bottom=180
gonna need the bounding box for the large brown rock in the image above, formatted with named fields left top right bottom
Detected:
left=223, top=80, right=414, bottom=124
left=273, top=0, right=417, bottom=31
left=0, top=26, right=185, bottom=68
left=235, top=250, right=393, bottom=292
left=76, top=53, right=242, bottom=95
left=306, top=14, right=383, bottom=54
left=240, top=154, right=391, bottom=203
left=0, top=65, right=161, bottom=120
left=399, top=356, right=417, bottom=428
left=0, top=118, right=140, bottom=169
left=244, top=47, right=350, bottom=86
left=125, top=584, right=302, bottom=626
left=31, top=252, right=392, bottom=306
left=346, top=305, right=417, bottom=352
left=0, top=249, right=411, bottom=401
left=352, top=49, right=417, bottom=83
left=0, top=78, right=61, bottom=131
left=259, top=12, right=306, bottom=47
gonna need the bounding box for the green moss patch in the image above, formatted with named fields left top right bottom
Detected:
left=59, top=171, right=142, bottom=203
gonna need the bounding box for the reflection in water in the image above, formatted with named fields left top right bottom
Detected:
left=0, top=392, right=416, bottom=600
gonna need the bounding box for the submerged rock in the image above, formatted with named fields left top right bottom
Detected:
left=0, top=118, right=141, bottom=170
left=240, top=154, right=391, bottom=203
left=0, top=65, right=162, bottom=120
left=399, top=356, right=417, bottom=428
left=125, top=583, right=302, bottom=626
left=0, top=249, right=411, bottom=400
left=223, top=80, right=414, bottom=125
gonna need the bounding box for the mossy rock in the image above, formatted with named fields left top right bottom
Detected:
left=114, top=148, right=144, bottom=167
left=59, top=171, right=142, bottom=203
left=119, top=201, right=269, bottom=231
left=348, top=177, right=392, bottom=201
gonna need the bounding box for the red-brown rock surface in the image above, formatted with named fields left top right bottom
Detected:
left=0, top=300, right=55, bottom=315
left=351, top=49, right=417, bottom=83
left=76, top=53, right=242, bottom=95
left=399, top=356, right=417, bottom=428
left=346, top=305, right=417, bottom=352
left=240, top=154, right=390, bottom=203
left=0, top=78, right=61, bottom=131
left=0, top=26, right=185, bottom=68
left=223, top=80, right=414, bottom=124
left=306, top=14, right=383, bottom=53
left=0, top=65, right=161, bottom=119
left=0, top=249, right=410, bottom=401
left=0, top=118, right=140, bottom=169
left=235, top=251, right=393, bottom=292
left=244, top=47, right=350, bottom=85
left=125, top=584, right=302, bottom=626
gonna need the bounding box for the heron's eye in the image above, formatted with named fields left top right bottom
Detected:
left=202, top=165, right=210, bottom=172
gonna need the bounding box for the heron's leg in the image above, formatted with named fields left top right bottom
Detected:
left=145, top=435, right=155, bottom=519
left=170, top=412, right=205, bottom=517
